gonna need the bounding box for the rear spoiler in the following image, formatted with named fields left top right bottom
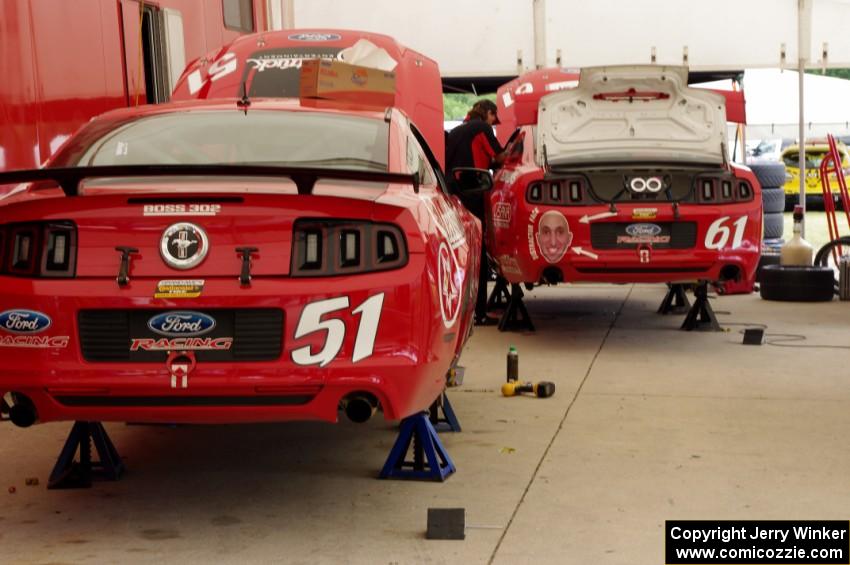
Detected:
left=0, top=164, right=419, bottom=197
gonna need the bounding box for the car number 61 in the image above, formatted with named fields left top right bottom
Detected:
left=705, top=216, right=747, bottom=250
left=291, top=294, right=384, bottom=367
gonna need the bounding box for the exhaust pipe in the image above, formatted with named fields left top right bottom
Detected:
left=343, top=394, right=377, bottom=424
left=8, top=394, right=37, bottom=428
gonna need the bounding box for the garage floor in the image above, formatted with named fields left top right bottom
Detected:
left=1, top=284, right=848, bottom=564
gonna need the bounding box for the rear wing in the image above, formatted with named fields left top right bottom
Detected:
left=0, top=165, right=419, bottom=198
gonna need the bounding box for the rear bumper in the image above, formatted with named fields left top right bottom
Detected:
left=0, top=257, right=453, bottom=424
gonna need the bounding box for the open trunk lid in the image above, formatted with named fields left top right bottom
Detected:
left=537, top=66, right=728, bottom=167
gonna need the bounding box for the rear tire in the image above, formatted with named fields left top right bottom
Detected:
left=749, top=161, right=787, bottom=188
left=759, top=264, right=834, bottom=301
left=763, top=211, right=784, bottom=239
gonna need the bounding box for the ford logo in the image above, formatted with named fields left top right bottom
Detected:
left=148, top=311, right=216, bottom=337
left=626, top=223, right=663, bottom=237
left=288, top=32, right=341, bottom=42
left=0, top=310, right=52, bottom=334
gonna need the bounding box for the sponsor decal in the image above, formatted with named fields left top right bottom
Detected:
left=437, top=242, right=461, bottom=328
left=498, top=255, right=523, bottom=276
left=535, top=210, right=573, bottom=264
left=527, top=207, right=540, bottom=260
left=618, top=223, right=669, bottom=245
left=288, top=32, right=342, bottom=42
left=0, top=335, right=69, bottom=349
left=154, top=280, right=205, bottom=299
left=160, top=222, right=209, bottom=270
left=626, top=223, right=663, bottom=237
left=493, top=202, right=512, bottom=228
left=147, top=311, right=216, bottom=337
left=144, top=204, right=221, bottom=217
left=351, top=68, right=368, bottom=86
left=130, top=337, right=232, bottom=352
left=0, top=310, right=51, bottom=334
left=423, top=196, right=466, bottom=250
left=632, top=207, right=658, bottom=220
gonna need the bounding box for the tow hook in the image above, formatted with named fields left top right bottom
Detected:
left=166, top=350, right=196, bottom=389
left=638, top=244, right=652, bottom=264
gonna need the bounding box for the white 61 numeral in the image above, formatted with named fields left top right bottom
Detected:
left=291, top=294, right=384, bottom=367
left=705, top=216, right=747, bottom=250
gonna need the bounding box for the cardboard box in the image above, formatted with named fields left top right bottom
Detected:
left=300, top=59, right=395, bottom=107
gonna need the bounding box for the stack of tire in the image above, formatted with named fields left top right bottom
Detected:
left=749, top=161, right=786, bottom=247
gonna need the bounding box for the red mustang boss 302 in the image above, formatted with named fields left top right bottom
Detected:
left=487, top=65, right=762, bottom=326
left=0, top=99, right=481, bottom=428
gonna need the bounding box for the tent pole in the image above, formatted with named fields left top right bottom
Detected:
left=798, top=0, right=809, bottom=236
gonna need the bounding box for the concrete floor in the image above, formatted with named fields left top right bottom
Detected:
left=1, top=284, right=849, bottom=564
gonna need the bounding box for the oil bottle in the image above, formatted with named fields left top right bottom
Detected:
left=780, top=205, right=814, bottom=266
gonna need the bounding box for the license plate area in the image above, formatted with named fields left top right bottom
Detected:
left=590, top=222, right=697, bottom=250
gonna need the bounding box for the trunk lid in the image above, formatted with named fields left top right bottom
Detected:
left=537, top=65, right=728, bottom=167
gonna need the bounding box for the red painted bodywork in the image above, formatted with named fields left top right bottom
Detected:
left=0, top=0, right=268, bottom=176
left=489, top=71, right=761, bottom=290
left=0, top=100, right=481, bottom=425
left=170, top=29, right=446, bottom=168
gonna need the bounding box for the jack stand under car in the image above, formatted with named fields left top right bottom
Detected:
left=380, top=412, right=456, bottom=481
left=429, top=391, right=461, bottom=432
left=48, top=421, right=125, bottom=489
left=486, top=276, right=512, bottom=313
left=680, top=282, right=722, bottom=332
left=658, top=284, right=691, bottom=315
left=498, top=283, right=535, bottom=333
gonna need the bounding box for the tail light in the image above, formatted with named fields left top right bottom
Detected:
left=1, top=222, right=76, bottom=277
left=527, top=178, right=588, bottom=204
left=291, top=220, right=407, bottom=277
left=695, top=177, right=753, bottom=204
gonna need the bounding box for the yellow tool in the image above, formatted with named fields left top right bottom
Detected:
left=501, top=380, right=555, bottom=398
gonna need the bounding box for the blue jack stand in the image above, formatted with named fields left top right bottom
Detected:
left=429, top=392, right=461, bottom=432
left=48, top=421, right=125, bottom=489
left=380, top=412, right=456, bottom=481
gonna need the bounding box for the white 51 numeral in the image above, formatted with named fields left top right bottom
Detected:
left=705, top=216, right=747, bottom=250
left=291, top=294, right=384, bottom=367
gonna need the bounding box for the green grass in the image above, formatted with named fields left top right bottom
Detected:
left=782, top=211, right=841, bottom=250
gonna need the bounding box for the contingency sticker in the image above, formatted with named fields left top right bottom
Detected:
left=154, top=280, right=205, bottom=299
left=632, top=207, right=658, bottom=220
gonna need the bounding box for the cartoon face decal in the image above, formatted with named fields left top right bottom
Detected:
left=535, top=210, right=572, bottom=263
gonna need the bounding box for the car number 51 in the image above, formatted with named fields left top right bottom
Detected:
left=291, top=294, right=385, bottom=367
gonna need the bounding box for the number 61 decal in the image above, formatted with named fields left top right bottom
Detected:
left=705, top=216, right=748, bottom=250
left=291, top=294, right=384, bottom=367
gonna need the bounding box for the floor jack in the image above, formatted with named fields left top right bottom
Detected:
left=48, top=421, right=125, bottom=489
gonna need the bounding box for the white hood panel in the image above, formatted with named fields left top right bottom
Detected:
left=537, top=66, right=728, bottom=167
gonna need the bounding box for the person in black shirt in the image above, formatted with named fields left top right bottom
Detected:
left=445, top=99, right=506, bottom=324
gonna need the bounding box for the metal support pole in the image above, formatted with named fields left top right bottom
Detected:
left=533, top=0, right=547, bottom=70
left=798, top=0, right=811, bottom=236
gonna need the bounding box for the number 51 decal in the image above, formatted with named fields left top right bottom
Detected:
left=291, top=294, right=384, bottom=367
left=705, top=216, right=748, bottom=250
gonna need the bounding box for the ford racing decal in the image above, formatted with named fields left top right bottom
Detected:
left=147, top=311, right=216, bottom=337
left=130, top=337, right=232, bottom=352
left=0, top=310, right=52, bottom=334
left=625, top=223, right=663, bottom=237
left=0, top=335, right=69, bottom=349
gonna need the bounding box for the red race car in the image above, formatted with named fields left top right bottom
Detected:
left=0, top=98, right=481, bottom=428
left=487, top=65, right=762, bottom=328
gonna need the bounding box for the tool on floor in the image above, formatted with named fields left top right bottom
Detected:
left=506, top=346, right=518, bottom=382
left=501, top=380, right=556, bottom=398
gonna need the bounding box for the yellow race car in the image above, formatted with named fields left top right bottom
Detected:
left=781, top=141, right=850, bottom=209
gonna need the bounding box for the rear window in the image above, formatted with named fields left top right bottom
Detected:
left=59, top=111, right=389, bottom=172
left=783, top=151, right=827, bottom=169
